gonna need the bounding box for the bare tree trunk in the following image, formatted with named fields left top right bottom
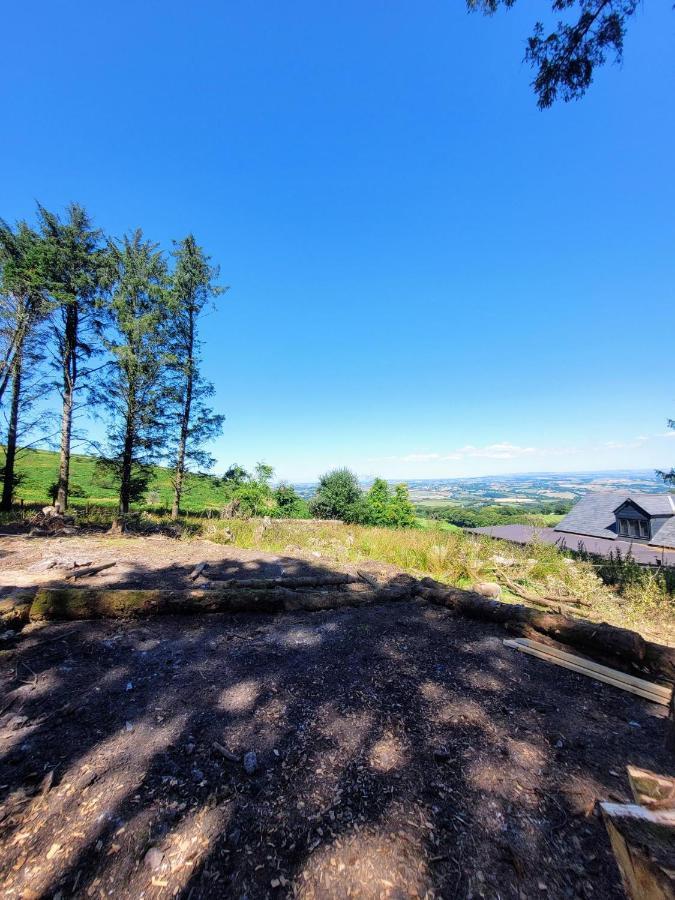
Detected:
left=1, top=346, right=23, bottom=511
left=171, top=315, right=194, bottom=520
left=119, top=413, right=135, bottom=516
left=0, top=312, right=30, bottom=406
left=56, top=305, right=78, bottom=511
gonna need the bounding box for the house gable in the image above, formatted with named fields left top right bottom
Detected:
left=613, top=499, right=650, bottom=520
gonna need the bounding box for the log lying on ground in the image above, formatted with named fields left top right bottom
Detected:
left=202, top=573, right=358, bottom=589
left=29, top=578, right=415, bottom=622
left=495, top=567, right=591, bottom=612
left=66, top=561, right=117, bottom=581
left=416, top=577, right=675, bottom=682
left=0, top=595, right=33, bottom=626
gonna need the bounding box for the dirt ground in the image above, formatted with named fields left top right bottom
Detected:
left=0, top=535, right=672, bottom=899
left=0, top=533, right=365, bottom=594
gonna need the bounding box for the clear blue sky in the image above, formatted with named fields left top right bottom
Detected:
left=2, top=1, right=674, bottom=482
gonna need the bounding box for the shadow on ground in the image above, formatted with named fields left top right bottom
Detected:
left=0, top=550, right=671, bottom=899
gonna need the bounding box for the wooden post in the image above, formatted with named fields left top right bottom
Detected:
left=600, top=803, right=675, bottom=900
left=666, top=690, right=675, bottom=756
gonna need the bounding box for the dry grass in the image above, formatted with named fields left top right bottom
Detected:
left=198, top=519, right=675, bottom=645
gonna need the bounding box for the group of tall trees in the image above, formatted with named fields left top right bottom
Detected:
left=0, top=203, right=224, bottom=518
left=309, top=469, right=416, bottom=527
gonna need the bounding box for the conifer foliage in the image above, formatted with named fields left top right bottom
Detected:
left=0, top=204, right=228, bottom=515
left=167, top=235, right=225, bottom=519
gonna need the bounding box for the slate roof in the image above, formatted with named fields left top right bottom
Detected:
left=652, top=517, right=675, bottom=548
left=470, top=525, right=675, bottom=564
left=554, top=491, right=675, bottom=549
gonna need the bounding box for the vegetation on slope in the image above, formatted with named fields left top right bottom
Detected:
left=196, top=518, right=674, bottom=643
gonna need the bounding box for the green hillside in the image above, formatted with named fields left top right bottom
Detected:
left=2, top=447, right=230, bottom=512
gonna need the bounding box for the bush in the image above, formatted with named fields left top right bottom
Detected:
left=310, top=468, right=362, bottom=521
left=273, top=484, right=310, bottom=519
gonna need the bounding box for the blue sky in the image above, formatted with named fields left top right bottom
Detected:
left=2, top=1, right=674, bottom=482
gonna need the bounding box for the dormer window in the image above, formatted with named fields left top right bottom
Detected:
left=617, top=516, right=649, bottom=539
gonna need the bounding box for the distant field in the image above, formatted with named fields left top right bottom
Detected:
left=414, top=517, right=461, bottom=532
left=2, top=447, right=230, bottom=513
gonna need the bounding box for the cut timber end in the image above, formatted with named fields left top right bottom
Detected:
left=627, top=767, right=675, bottom=809
left=600, top=802, right=675, bottom=900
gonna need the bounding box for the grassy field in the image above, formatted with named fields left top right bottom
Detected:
left=414, top=516, right=461, bottom=532
left=2, top=447, right=231, bottom=513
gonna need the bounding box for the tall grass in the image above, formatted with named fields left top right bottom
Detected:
left=197, top=518, right=674, bottom=641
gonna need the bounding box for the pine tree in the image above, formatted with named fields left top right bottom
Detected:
left=364, top=478, right=391, bottom=526
left=0, top=220, right=48, bottom=405
left=167, top=235, right=225, bottom=519
left=386, top=483, right=417, bottom=528
left=100, top=231, right=171, bottom=516
left=0, top=221, right=50, bottom=509
left=0, top=330, right=50, bottom=510
left=37, top=204, right=104, bottom=510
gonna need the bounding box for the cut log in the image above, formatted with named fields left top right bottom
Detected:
left=28, top=582, right=415, bottom=621
left=66, top=561, right=117, bottom=581
left=600, top=802, right=675, bottom=900
left=204, top=573, right=357, bottom=589
left=0, top=595, right=32, bottom=626
left=415, top=577, right=675, bottom=681
left=504, top=639, right=671, bottom=705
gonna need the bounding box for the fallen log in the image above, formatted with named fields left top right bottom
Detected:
left=415, top=577, right=675, bottom=682
left=28, top=582, right=415, bottom=621
left=496, top=567, right=590, bottom=611
left=0, top=595, right=33, bottom=626
left=66, top=561, right=117, bottom=581
left=203, top=573, right=358, bottom=589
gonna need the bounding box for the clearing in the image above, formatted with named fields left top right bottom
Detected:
left=0, top=534, right=673, bottom=898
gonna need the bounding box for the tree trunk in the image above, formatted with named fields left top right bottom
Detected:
left=0, top=348, right=23, bottom=511
left=171, top=313, right=194, bottom=520
left=56, top=305, right=78, bottom=511
left=119, top=402, right=135, bottom=516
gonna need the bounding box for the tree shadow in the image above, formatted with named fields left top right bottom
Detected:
left=0, top=548, right=671, bottom=899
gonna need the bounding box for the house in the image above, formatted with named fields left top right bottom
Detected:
left=554, top=491, right=675, bottom=549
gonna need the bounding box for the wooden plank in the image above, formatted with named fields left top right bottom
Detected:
left=600, top=802, right=675, bottom=900
left=514, top=637, right=672, bottom=701
left=504, top=639, right=669, bottom=705
left=627, top=766, right=675, bottom=809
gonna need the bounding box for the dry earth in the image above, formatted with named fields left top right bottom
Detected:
left=0, top=535, right=672, bottom=899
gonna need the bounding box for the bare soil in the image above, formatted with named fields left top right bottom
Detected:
left=0, top=533, right=367, bottom=594
left=0, top=535, right=672, bottom=899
